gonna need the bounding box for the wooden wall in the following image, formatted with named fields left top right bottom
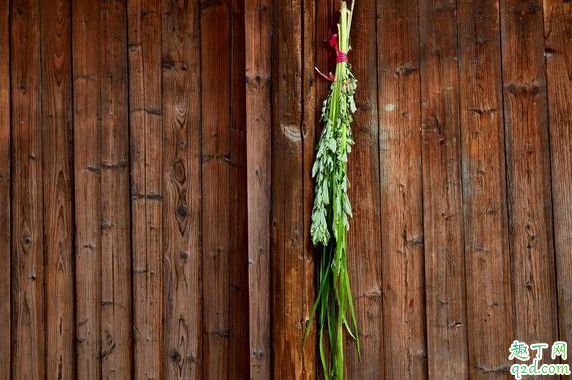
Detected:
left=247, top=0, right=572, bottom=380
left=2, top=0, right=248, bottom=379
left=1, top=0, right=571, bottom=380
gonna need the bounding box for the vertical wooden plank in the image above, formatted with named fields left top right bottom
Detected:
left=458, top=1, right=514, bottom=378
left=271, top=1, right=304, bottom=380
left=41, top=0, right=75, bottom=379
left=418, top=1, right=468, bottom=379
left=11, top=0, right=45, bottom=378
left=73, top=0, right=102, bottom=378
left=341, top=0, right=384, bottom=379
left=544, top=1, right=572, bottom=373
left=500, top=0, right=559, bottom=371
left=127, top=0, right=163, bottom=377
left=200, top=1, right=231, bottom=379
left=100, top=0, right=132, bottom=378
left=377, top=0, right=426, bottom=379
left=229, top=1, right=250, bottom=379
left=301, top=0, right=316, bottom=379
left=161, top=0, right=202, bottom=379
left=245, top=0, right=272, bottom=378
left=0, top=0, right=10, bottom=377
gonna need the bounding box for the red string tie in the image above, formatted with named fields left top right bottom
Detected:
left=315, top=34, right=348, bottom=82
left=328, top=34, right=348, bottom=63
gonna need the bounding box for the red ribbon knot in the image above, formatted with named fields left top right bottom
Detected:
left=328, top=34, right=348, bottom=63
left=315, top=34, right=349, bottom=82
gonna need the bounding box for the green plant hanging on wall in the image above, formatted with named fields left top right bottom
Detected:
left=305, top=1, right=359, bottom=379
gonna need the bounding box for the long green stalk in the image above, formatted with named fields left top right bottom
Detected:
left=306, top=2, right=359, bottom=379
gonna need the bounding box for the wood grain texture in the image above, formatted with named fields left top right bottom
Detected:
left=161, top=0, right=202, bottom=379
left=41, top=0, right=75, bottom=379
left=458, top=1, right=514, bottom=378
left=378, top=1, right=426, bottom=379
left=128, top=0, right=164, bottom=378
left=100, top=0, right=132, bottom=378
left=301, top=0, right=316, bottom=379
left=1, top=3, right=571, bottom=380
left=271, top=1, right=304, bottom=380
left=73, top=0, right=102, bottom=379
left=200, top=1, right=231, bottom=380
left=229, top=1, right=250, bottom=379
left=0, top=1, right=10, bottom=378
left=245, top=0, right=272, bottom=379
left=543, top=1, right=572, bottom=375
left=418, top=1, right=468, bottom=379
left=500, top=1, right=559, bottom=374
left=11, top=0, right=45, bottom=379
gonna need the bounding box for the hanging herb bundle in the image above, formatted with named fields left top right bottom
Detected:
left=305, top=1, right=359, bottom=380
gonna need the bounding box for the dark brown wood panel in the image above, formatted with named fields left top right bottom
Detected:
left=544, top=1, right=572, bottom=373
left=41, top=1, right=75, bottom=379
left=229, top=1, right=250, bottom=379
left=73, top=0, right=102, bottom=379
left=201, top=1, right=231, bottom=379
left=161, top=0, right=202, bottom=379
left=100, top=0, right=132, bottom=378
left=5, top=0, right=250, bottom=379
left=11, top=1, right=45, bottom=379
left=458, top=1, right=514, bottom=379
left=127, top=0, right=164, bottom=378
left=301, top=1, right=317, bottom=380
left=378, top=1, right=426, bottom=379
left=271, top=1, right=305, bottom=380
left=418, top=1, right=468, bottom=379
left=500, top=2, right=559, bottom=374
left=245, top=0, right=272, bottom=379
left=0, top=0, right=10, bottom=377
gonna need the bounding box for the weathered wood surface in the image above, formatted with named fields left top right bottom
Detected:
left=544, top=2, right=572, bottom=377
left=271, top=1, right=306, bottom=380
left=73, top=0, right=102, bottom=379
left=1, top=0, right=249, bottom=378
left=1, top=1, right=571, bottom=380
left=301, top=2, right=317, bottom=380
left=11, top=1, right=45, bottom=380
left=161, top=0, right=202, bottom=379
left=41, top=1, right=75, bottom=380
left=229, top=1, right=250, bottom=379
left=418, top=0, right=467, bottom=379
left=201, top=1, right=231, bottom=379
left=128, top=0, right=164, bottom=377
left=0, top=1, right=10, bottom=378
left=500, top=2, right=559, bottom=377
left=458, top=1, right=514, bottom=379
left=379, top=0, right=426, bottom=379
left=100, top=0, right=132, bottom=378
left=245, top=0, right=272, bottom=379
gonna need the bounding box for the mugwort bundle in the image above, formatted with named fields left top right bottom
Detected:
left=305, top=2, right=359, bottom=379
